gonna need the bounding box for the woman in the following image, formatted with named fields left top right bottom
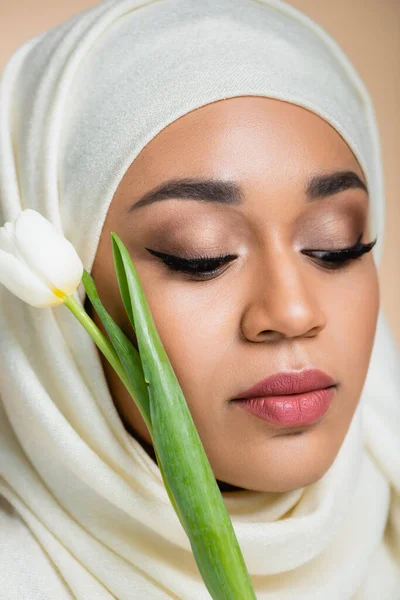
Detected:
left=0, top=0, right=399, bottom=598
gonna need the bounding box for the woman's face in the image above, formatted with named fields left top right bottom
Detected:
left=89, top=96, right=379, bottom=493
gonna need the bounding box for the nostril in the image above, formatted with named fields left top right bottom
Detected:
left=259, top=330, right=283, bottom=341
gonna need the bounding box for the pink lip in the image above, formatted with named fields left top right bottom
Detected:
left=234, top=369, right=337, bottom=399
left=235, top=388, right=336, bottom=427
left=233, top=369, right=337, bottom=428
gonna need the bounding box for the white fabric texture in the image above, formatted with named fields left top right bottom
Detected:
left=0, top=0, right=399, bottom=598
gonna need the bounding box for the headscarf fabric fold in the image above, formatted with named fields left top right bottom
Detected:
left=0, top=1, right=399, bottom=598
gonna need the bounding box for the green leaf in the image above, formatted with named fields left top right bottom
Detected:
left=81, top=270, right=152, bottom=433
left=152, top=444, right=188, bottom=536
left=111, top=234, right=136, bottom=334
left=111, top=233, right=256, bottom=599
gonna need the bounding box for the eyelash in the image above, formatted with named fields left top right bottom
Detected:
left=145, top=233, right=377, bottom=279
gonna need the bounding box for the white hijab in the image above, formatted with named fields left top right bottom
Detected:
left=0, top=0, right=399, bottom=598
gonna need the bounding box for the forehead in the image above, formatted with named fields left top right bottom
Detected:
left=129, top=97, right=363, bottom=182
left=109, top=96, right=366, bottom=225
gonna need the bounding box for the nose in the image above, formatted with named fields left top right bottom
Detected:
left=240, top=250, right=327, bottom=343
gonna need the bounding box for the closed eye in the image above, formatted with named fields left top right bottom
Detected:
left=301, top=233, right=377, bottom=270
left=145, top=233, right=377, bottom=279
left=145, top=248, right=237, bottom=279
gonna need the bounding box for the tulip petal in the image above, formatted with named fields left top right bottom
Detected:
left=0, top=222, right=19, bottom=257
left=13, top=210, right=83, bottom=295
left=0, top=249, right=61, bottom=307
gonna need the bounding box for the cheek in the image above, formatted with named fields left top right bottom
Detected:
left=324, top=260, right=379, bottom=398
left=339, top=262, right=378, bottom=349
left=91, top=239, right=122, bottom=311
left=138, top=276, right=242, bottom=403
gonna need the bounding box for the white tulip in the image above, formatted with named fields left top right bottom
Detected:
left=0, top=209, right=83, bottom=307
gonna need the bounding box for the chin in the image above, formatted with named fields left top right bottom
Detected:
left=227, top=471, right=327, bottom=494
left=213, top=420, right=339, bottom=493
left=217, top=454, right=333, bottom=494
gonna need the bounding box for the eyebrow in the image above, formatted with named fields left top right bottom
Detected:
left=127, top=170, right=368, bottom=213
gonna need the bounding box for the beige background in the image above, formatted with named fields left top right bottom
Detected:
left=1, top=0, right=399, bottom=346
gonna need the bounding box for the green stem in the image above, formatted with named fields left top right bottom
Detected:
left=64, top=296, right=185, bottom=529
left=63, top=295, right=184, bottom=528
left=63, top=294, right=132, bottom=409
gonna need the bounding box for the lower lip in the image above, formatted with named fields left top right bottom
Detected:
left=234, top=387, right=336, bottom=427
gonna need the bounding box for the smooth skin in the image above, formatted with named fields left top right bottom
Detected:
left=86, top=97, right=379, bottom=493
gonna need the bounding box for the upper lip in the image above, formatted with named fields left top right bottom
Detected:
left=233, top=369, right=337, bottom=400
